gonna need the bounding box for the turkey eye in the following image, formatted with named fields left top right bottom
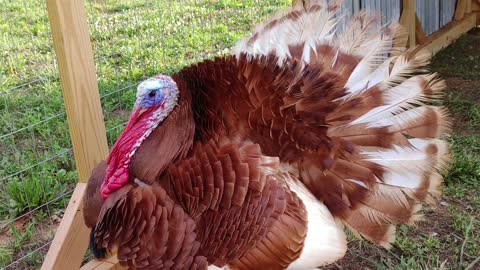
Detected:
left=148, top=91, right=156, bottom=97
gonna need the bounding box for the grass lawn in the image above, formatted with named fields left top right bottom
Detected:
left=0, top=0, right=478, bottom=269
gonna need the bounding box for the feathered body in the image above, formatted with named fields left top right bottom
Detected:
left=83, top=1, right=451, bottom=269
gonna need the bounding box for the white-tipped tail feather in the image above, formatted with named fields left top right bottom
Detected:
left=286, top=180, right=347, bottom=269
left=233, top=0, right=339, bottom=65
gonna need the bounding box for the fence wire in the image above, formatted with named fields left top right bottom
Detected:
left=0, top=0, right=290, bottom=269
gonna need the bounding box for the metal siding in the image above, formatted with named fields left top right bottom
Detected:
left=358, top=0, right=400, bottom=23
left=390, top=0, right=401, bottom=23
left=332, top=0, right=448, bottom=34
left=332, top=0, right=355, bottom=32
left=416, top=0, right=442, bottom=35
left=416, top=0, right=425, bottom=35
left=432, top=0, right=440, bottom=34
left=352, top=0, right=360, bottom=14
left=440, top=0, right=455, bottom=27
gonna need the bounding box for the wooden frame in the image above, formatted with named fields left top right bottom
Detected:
left=42, top=0, right=478, bottom=269
left=414, top=13, right=477, bottom=55
left=400, top=0, right=417, bottom=48
left=41, top=0, right=109, bottom=269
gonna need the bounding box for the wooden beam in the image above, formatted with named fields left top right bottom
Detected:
left=466, top=0, right=472, bottom=13
left=455, top=0, right=467, bottom=20
left=45, top=0, right=109, bottom=184
left=473, top=0, right=480, bottom=12
left=473, top=0, right=480, bottom=24
left=397, top=0, right=416, bottom=48
left=414, top=13, right=476, bottom=56
left=80, top=255, right=126, bottom=270
left=42, top=0, right=109, bottom=269
left=42, top=184, right=91, bottom=270
left=415, top=14, right=426, bottom=45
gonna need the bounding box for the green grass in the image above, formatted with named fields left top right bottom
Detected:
left=0, top=0, right=478, bottom=269
left=0, top=0, right=291, bottom=268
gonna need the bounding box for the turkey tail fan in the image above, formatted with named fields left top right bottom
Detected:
left=322, top=14, right=451, bottom=245
left=232, top=0, right=451, bottom=247
left=324, top=31, right=451, bottom=245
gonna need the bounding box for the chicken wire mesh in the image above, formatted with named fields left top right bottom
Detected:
left=0, top=0, right=290, bottom=269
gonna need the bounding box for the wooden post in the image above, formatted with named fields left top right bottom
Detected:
left=455, top=0, right=467, bottom=20
left=466, top=0, right=472, bottom=13
left=473, top=0, right=480, bottom=24
left=398, top=0, right=416, bottom=48
left=413, top=13, right=477, bottom=56
left=45, top=0, right=108, bottom=183
left=42, top=0, right=109, bottom=269
left=415, top=14, right=426, bottom=45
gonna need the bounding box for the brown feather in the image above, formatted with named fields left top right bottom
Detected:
left=95, top=184, right=208, bottom=269
left=162, top=140, right=306, bottom=267
left=229, top=190, right=307, bottom=270
left=83, top=161, right=107, bottom=228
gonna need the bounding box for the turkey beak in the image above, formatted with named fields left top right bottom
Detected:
left=121, top=106, right=145, bottom=132
left=138, top=108, right=148, bottom=117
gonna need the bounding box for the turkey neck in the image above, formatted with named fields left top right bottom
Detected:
left=128, top=83, right=195, bottom=185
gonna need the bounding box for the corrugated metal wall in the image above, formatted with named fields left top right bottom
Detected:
left=415, top=0, right=457, bottom=35
left=417, top=0, right=440, bottom=35
left=333, top=0, right=400, bottom=31
left=330, top=0, right=457, bottom=36
left=361, top=0, right=401, bottom=25
left=440, top=0, right=456, bottom=28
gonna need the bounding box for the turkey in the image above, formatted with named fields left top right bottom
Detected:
left=83, top=1, right=451, bottom=269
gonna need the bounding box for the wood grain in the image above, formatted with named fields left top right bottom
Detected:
left=46, top=0, right=109, bottom=183
left=454, top=0, right=467, bottom=20
left=80, top=255, right=126, bottom=270
left=42, top=184, right=91, bottom=269
left=42, top=0, right=109, bottom=269
left=414, top=13, right=476, bottom=56
left=398, top=0, right=416, bottom=48
left=415, top=14, right=426, bottom=45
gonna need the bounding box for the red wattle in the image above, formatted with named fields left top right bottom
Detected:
left=101, top=106, right=156, bottom=200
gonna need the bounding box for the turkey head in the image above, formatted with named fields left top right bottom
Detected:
left=83, top=75, right=194, bottom=227
left=101, top=75, right=194, bottom=199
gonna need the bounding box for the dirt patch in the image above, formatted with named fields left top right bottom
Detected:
left=445, top=77, right=480, bottom=102
left=1, top=213, right=61, bottom=270
left=430, top=27, right=480, bottom=80
left=322, top=204, right=460, bottom=269
left=443, top=77, right=480, bottom=134
left=111, top=108, right=131, bottom=119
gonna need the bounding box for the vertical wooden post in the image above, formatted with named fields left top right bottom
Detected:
left=46, top=0, right=108, bottom=183
left=465, top=0, right=472, bottom=13
left=473, top=0, right=480, bottom=24
left=42, top=0, right=109, bottom=269
left=455, top=0, right=467, bottom=20
left=415, top=14, right=426, bottom=45
left=398, top=0, right=416, bottom=48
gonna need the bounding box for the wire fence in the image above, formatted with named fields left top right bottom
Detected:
left=0, top=0, right=290, bottom=269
